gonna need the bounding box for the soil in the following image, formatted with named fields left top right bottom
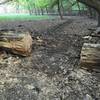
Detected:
left=0, top=16, right=100, bottom=100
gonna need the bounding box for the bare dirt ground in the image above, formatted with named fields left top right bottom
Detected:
left=0, top=16, right=100, bottom=100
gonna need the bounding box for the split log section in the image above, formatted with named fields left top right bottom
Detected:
left=0, top=31, right=33, bottom=56
left=80, top=43, right=100, bottom=70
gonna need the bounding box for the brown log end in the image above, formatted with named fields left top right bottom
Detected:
left=80, top=43, right=100, bottom=70
left=0, top=31, right=33, bottom=56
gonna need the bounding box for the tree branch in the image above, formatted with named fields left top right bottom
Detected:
left=77, top=0, right=100, bottom=12
left=0, top=0, right=12, bottom=5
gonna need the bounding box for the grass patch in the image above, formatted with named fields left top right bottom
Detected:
left=0, top=14, right=54, bottom=21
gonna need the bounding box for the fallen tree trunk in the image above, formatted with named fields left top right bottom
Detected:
left=80, top=43, right=100, bottom=70
left=0, top=31, right=33, bottom=56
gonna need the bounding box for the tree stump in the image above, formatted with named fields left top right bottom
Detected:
left=80, top=43, right=100, bottom=71
left=0, top=31, right=33, bottom=56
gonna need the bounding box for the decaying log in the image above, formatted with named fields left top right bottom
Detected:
left=80, top=43, right=100, bottom=70
left=0, top=31, right=33, bottom=56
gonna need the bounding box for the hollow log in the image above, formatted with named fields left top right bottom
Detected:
left=80, top=43, right=100, bottom=70
left=0, top=31, right=33, bottom=56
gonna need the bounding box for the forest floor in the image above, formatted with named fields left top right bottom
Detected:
left=0, top=16, right=100, bottom=100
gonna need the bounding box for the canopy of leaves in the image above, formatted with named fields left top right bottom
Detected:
left=0, top=0, right=87, bottom=11
left=35, top=0, right=50, bottom=8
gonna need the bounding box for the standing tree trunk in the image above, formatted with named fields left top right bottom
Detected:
left=46, top=7, right=48, bottom=14
left=57, top=0, right=63, bottom=20
left=37, top=8, right=41, bottom=15
left=61, top=0, right=64, bottom=15
left=16, top=3, right=20, bottom=13
left=34, top=5, right=37, bottom=15
left=88, top=7, right=93, bottom=18
left=41, top=8, right=44, bottom=15
left=78, top=0, right=100, bottom=26
left=76, top=1, right=81, bottom=15
left=28, top=9, right=32, bottom=15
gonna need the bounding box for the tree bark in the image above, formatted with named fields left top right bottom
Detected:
left=80, top=43, right=100, bottom=70
left=57, top=0, right=63, bottom=20
left=46, top=7, right=48, bottom=14
left=76, top=0, right=81, bottom=15
left=78, top=0, right=100, bottom=26
left=61, top=0, right=64, bottom=15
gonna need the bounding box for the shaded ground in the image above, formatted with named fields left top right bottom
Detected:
left=0, top=16, right=100, bottom=100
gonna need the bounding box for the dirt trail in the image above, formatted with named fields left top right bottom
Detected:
left=0, top=16, right=99, bottom=100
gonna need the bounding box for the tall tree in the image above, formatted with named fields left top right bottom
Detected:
left=77, top=0, right=100, bottom=26
left=50, top=0, right=63, bottom=19
left=35, top=0, right=50, bottom=15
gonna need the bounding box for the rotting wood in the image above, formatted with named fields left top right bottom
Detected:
left=80, top=43, right=100, bottom=70
left=0, top=31, right=33, bottom=56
